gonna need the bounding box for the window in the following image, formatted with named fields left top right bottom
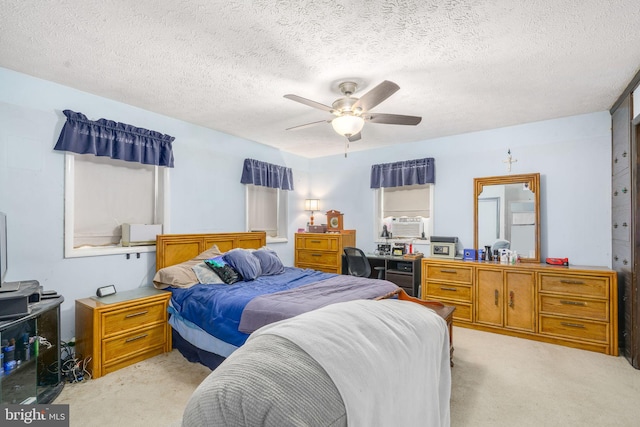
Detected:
left=375, top=184, right=433, bottom=240
left=245, top=184, right=288, bottom=241
left=64, top=153, right=169, bottom=258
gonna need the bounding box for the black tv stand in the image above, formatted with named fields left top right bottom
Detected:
left=0, top=296, right=64, bottom=404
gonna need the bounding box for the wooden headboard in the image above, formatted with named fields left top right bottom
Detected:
left=155, top=232, right=267, bottom=271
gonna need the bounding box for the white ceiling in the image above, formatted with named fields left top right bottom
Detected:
left=2, top=1, right=640, bottom=158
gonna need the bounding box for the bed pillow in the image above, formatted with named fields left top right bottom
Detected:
left=194, top=244, right=223, bottom=260
left=152, top=245, right=223, bottom=289
left=252, top=248, right=285, bottom=276
left=204, top=256, right=243, bottom=284
left=153, top=260, right=200, bottom=289
left=223, top=248, right=262, bottom=281
left=192, top=262, right=224, bottom=284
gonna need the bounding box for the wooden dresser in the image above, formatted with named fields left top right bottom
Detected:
left=422, top=258, right=618, bottom=355
left=294, top=231, right=356, bottom=273
left=75, top=288, right=171, bottom=378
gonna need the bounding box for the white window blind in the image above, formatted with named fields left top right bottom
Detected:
left=383, top=184, right=431, bottom=218
left=65, top=153, right=168, bottom=257
left=246, top=184, right=287, bottom=239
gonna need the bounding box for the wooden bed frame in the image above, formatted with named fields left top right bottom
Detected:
left=156, top=231, right=266, bottom=270
left=155, top=231, right=454, bottom=365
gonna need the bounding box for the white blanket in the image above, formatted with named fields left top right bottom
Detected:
left=250, top=298, right=451, bottom=427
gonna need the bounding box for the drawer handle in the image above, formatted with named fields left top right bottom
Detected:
left=560, top=322, right=585, bottom=329
left=439, top=269, right=458, bottom=274
left=125, top=333, right=148, bottom=343
left=559, top=280, right=584, bottom=285
left=560, top=300, right=587, bottom=306
left=125, top=310, right=149, bottom=318
left=312, top=253, right=322, bottom=257
left=310, top=240, right=322, bottom=243
left=440, top=287, right=458, bottom=292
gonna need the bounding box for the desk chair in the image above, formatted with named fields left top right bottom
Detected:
left=343, top=247, right=385, bottom=279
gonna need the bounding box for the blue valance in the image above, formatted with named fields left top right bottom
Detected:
left=240, top=158, right=294, bottom=190
left=54, top=110, right=175, bottom=167
left=370, top=157, right=435, bottom=188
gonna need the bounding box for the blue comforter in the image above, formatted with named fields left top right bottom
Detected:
left=170, top=267, right=336, bottom=347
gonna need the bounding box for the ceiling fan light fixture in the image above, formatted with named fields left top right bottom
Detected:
left=332, top=114, right=364, bottom=137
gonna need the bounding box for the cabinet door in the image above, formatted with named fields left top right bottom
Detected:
left=476, top=268, right=503, bottom=327
left=505, top=270, right=535, bottom=332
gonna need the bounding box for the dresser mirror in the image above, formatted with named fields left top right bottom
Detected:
left=474, top=173, right=540, bottom=263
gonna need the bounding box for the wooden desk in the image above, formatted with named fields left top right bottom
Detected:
left=362, top=253, right=423, bottom=297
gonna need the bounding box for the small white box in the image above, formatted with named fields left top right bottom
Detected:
left=121, top=224, right=163, bottom=246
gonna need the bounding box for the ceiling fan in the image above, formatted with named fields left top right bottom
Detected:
left=284, top=80, right=422, bottom=145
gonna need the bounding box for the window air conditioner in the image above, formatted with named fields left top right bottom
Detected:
left=121, top=224, right=163, bottom=246
left=390, top=217, right=424, bottom=238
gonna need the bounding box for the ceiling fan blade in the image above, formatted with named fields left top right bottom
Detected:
left=366, top=113, right=422, bottom=126
left=352, top=80, right=400, bottom=112
left=347, top=132, right=362, bottom=142
left=286, top=120, right=329, bottom=131
left=284, top=94, right=333, bottom=112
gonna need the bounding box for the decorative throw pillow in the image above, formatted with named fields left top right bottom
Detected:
left=204, top=256, right=243, bottom=284
left=252, top=248, right=285, bottom=276
left=191, top=262, right=224, bottom=284
left=223, top=248, right=262, bottom=281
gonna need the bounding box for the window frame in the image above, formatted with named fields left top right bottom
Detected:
left=63, top=153, right=170, bottom=258
left=245, top=184, right=288, bottom=243
left=374, top=183, right=434, bottom=241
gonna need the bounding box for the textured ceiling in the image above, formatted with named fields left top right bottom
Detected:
left=1, top=1, right=640, bottom=158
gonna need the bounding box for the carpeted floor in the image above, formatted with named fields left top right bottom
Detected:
left=54, top=326, right=640, bottom=426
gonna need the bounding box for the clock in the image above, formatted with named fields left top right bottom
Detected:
left=326, top=210, right=343, bottom=231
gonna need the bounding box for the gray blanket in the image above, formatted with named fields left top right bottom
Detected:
left=238, top=275, right=399, bottom=333
left=182, top=334, right=347, bottom=427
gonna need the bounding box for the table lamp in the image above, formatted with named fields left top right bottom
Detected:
left=304, top=199, right=320, bottom=225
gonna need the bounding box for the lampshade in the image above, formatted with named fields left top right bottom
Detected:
left=304, top=199, right=320, bottom=211
left=331, top=115, right=364, bottom=137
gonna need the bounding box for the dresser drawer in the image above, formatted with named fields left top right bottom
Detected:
left=296, top=263, right=339, bottom=273
left=425, top=264, right=473, bottom=284
left=296, top=250, right=339, bottom=267
left=539, top=295, right=608, bottom=321
left=103, top=323, right=167, bottom=363
left=539, top=315, right=608, bottom=343
left=425, top=281, right=472, bottom=302
left=446, top=301, right=472, bottom=322
left=296, top=235, right=339, bottom=251
left=102, top=301, right=167, bottom=337
left=538, top=274, right=609, bottom=298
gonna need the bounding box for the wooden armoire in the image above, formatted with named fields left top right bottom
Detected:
left=611, top=69, right=640, bottom=368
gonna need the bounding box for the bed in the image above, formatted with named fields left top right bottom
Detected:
left=153, top=231, right=414, bottom=369
left=182, top=297, right=452, bottom=427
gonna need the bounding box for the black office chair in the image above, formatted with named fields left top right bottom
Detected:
left=343, top=247, right=386, bottom=279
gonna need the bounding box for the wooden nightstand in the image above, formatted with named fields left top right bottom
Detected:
left=75, top=288, right=171, bottom=378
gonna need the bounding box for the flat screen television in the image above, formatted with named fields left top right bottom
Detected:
left=0, top=211, right=7, bottom=285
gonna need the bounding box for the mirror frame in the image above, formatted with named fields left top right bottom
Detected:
left=473, top=173, right=541, bottom=263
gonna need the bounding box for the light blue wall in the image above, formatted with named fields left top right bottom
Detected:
left=310, top=112, right=612, bottom=266
left=0, top=67, right=612, bottom=341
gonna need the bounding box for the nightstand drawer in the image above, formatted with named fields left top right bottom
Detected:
left=296, top=250, right=338, bottom=267
left=425, top=264, right=473, bottom=284
left=425, top=281, right=472, bottom=302
left=539, top=274, right=609, bottom=298
left=539, top=315, right=608, bottom=343
left=102, top=301, right=167, bottom=337
left=103, top=323, right=167, bottom=363
left=539, top=295, right=608, bottom=321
